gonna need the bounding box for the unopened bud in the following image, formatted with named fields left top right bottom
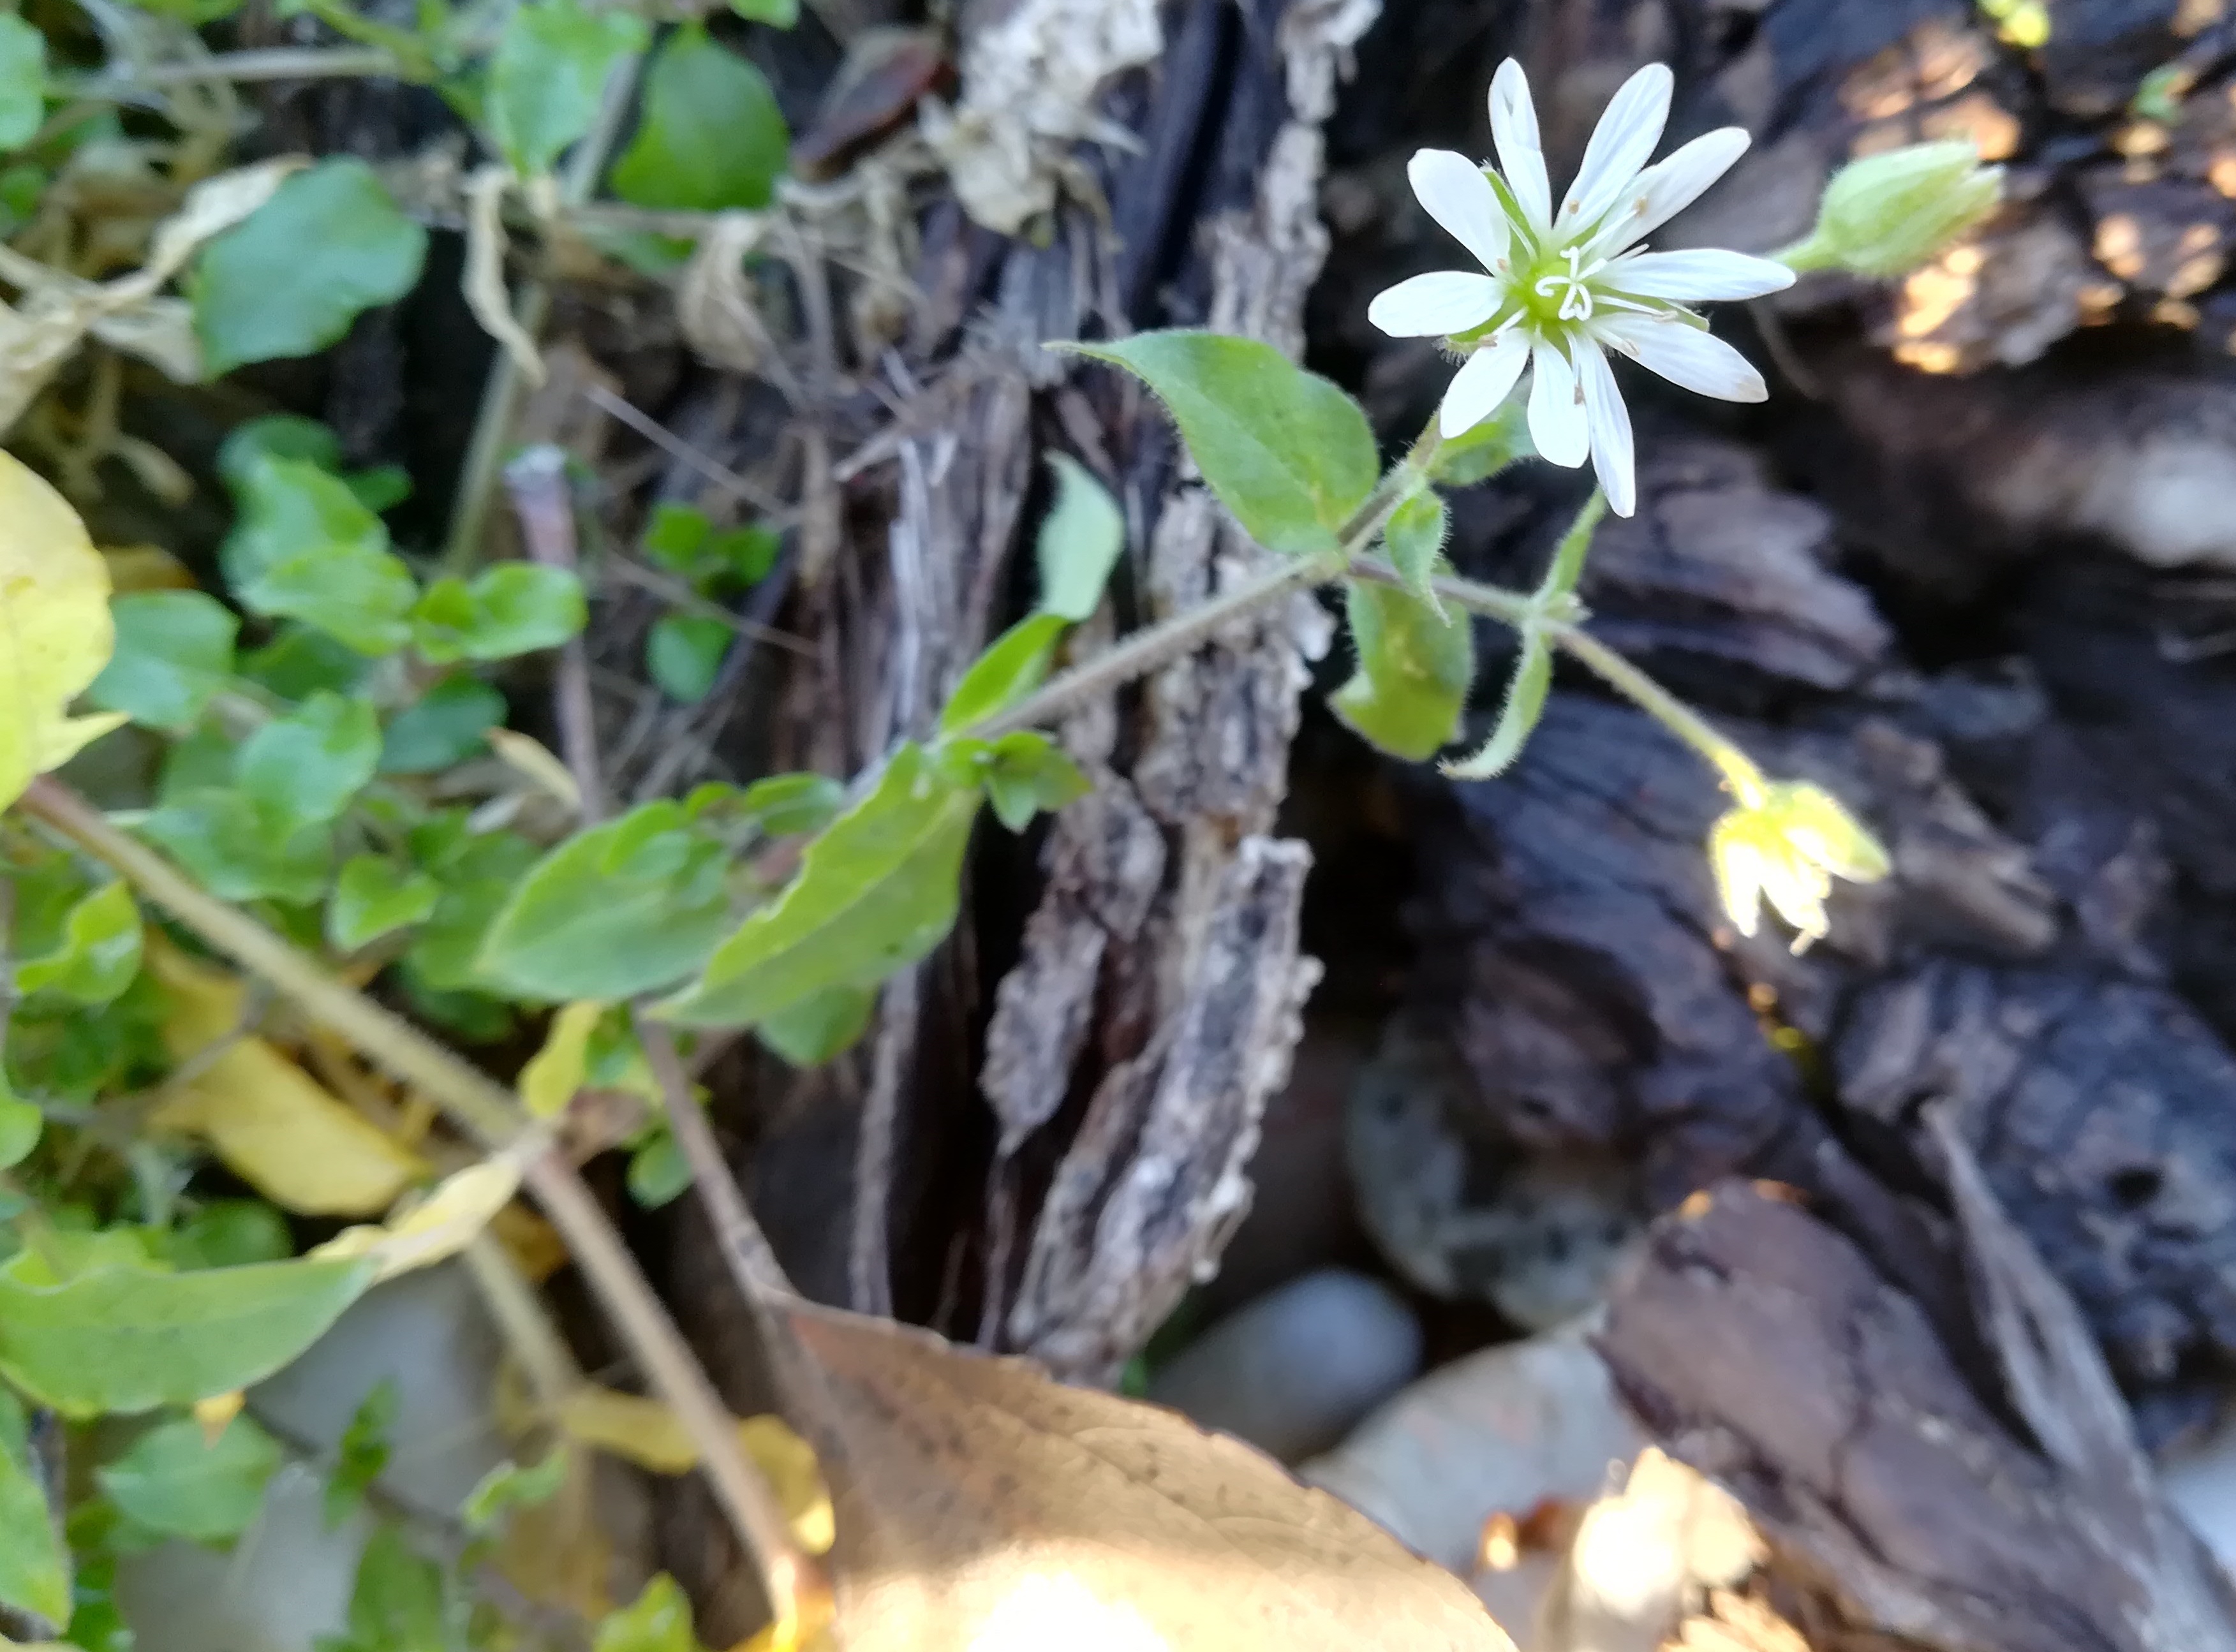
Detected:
left=1778, top=141, right=2005, bottom=280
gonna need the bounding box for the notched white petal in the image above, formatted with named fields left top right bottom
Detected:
left=1439, top=328, right=1532, bottom=437
left=1368, top=270, right=1505, bottom=337
left=1593, top=127, right=1751, bottom=255
left=1601, top=313, right=1767, bottom=402
left=1561, top=63, right=1672, bottom=233
left=1527, top=341, right=1589, bottom=468
left=1489, top=59, right=1553, bottom=234
left=1407, top=149, right=1513, bottom=274
left=1573, top=341, right=1636, bottom=517
left=1601, top=248, right=1796, bottom=302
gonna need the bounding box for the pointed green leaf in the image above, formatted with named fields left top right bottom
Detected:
left=1384, top=490, right=1448, bottom=615
left=1331, top=578, right=1474, bottom=762
left=658, top=742, right=980, bottom=1027
left=191, top=159, right=428, bottom=376
left=938, top=614, right=1067, bottom=735
left=411, top=564, right=587, bottom=665
left=477, top=800, right=734, bottom=1001
left=952, top=730, right=1090, bottom=830
left=488, top=0, right=648, bottom=178
left=1539, top=489, right=1607, bottom=603
left=611, top=26, right=787, bottom=211
left=98, top=1413, right=283, bottom=1542
left=1446, top=628, right=1553, bottom=779
left=1075, top=331, right=1377, bottom=557
left=329, top=855, right=441, bottom=952
left=237, top=691, right=381, bottom=827
left=755, top=983, right=876, bottom=1068
left=0, top=1385, right=68, bottom=1631
left=324, top=1378, right=397, bottom=1528
left=0, top=17, right=48, bottom=153
left=85, top=591, right=238, bottom=734
left=0, top=1255, right=372, bottom=1415
left=1037, top=454, right=1124, bottom=621
left=15, top=881, right=142, bottom=1007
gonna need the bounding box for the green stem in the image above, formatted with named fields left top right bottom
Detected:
left=59, top=46, right=404, bottom=97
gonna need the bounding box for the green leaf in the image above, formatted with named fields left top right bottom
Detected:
left=227, top=459, right=417, bottom=656
left=250, top=547, right=418, bottom=657
left=332, top=1525, right=448, bottom=1652
left=1383, top=489, right=1448, bottom=616
left=1428, top=396, right=1532, bottom=487
left=0, top=17, right=47, bottom=156
left=403, top=820, right=541, bottom=992
left=135, top=0, right=245, bottom=21
left=16, top=881, right=142, bottom=1007
left=1331, top=578, right=1474, bottom=762
left=709, top=524, right=780, bottom=587
left=956, top=730, right=1090, bottom=831
left=595, top=1573, right=697, bottom=1652
left=165, top=1200, right=293, bottom=1271
left=223, top=455, right=382, bottom=584
left=98, top=1414, right=283, bottom=1543
left=755, top=982, right=874, bottom=1067
left=218, top=415, right=343, bottom=490
left=237, top=691, right=382, bottom=827
left=1036, top=454, right=1124, bottom=621
left=477, top=801, right=734, bottom=1001
left=729, top=0, right=799, bottom=24
left=0, top=1254, right=371, bottom=1415
left=192, top=159, right=429, bottom=377
left=380, top=676, right=505, bottom=774
left=461, top=1447, right=566, bottom=1532
left=644, top=502, right=709, bottom=573
left=237, top=624, right=366, bottom=703
left=142, top=792, right=334, bottom=905
left=329, top=855, right=442, bottom=952
left=0, top=1385, right=68, bottom=1631
left=646, top=613, right=730, bottom=704
left=1446, top=628, right=1552, bottom=779
left=410, top=564, right=587, bottom=665
left=0, top=1077, right=40, bottom=1170
left=85, top=591, right=239, bottom=734
left=610, top=26, right=787, bottom=212
left=325, top=1378, right=397, bottom=1528
left=737, top=772, right=843, bottom=838
left=1539, top=489, right=1607, bottom=603
left=658, top=742, right=981, bottom=1028
left=1075, top=332, right=1377, bottom=557
left=625, top=1129, right=691, bottom=1209
left=487, top=0, right=648, bottom=178
left=937, top=613, right=1066, bottom=735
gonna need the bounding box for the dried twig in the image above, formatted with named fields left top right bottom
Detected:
left=503, top=445, right=605, bottom=819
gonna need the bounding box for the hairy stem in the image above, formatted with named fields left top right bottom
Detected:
left=17, top=777, right=820, bottom=1619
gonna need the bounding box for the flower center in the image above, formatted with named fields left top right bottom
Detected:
left=1530, top=245, right=1606, bottom=323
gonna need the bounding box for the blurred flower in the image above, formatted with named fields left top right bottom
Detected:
left=1367, top=59, right=1792, bottom=516
left=1708, top=776, right=1890, bottom=952
left=1779, top=140, right=2004, bottom=279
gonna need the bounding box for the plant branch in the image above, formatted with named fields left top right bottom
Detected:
left=15, top=776, right=820, bottom=1623
left=61, top=46, right=404, bottom=96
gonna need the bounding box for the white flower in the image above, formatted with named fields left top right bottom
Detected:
left=1368, top=59, right=1795, bottom=516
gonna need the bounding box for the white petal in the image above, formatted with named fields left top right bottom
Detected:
left=1573, top=341, right=1636, bottom=517
left=1407, top=149, right=1513, bottom=274
left=1560, top=63, right=1672, bottom=235
left=1368, top=270, right=1505, bottom=337
left=1588, top=127, right=1751, bottom=256
left=1599, top=313, right=1767, bottom=402
left=1527, top=341, right=1588, bottom=468
left=1488, top=59, right=1552, bottom=235
left=1439, top=328, right=1532, bottom=437
left=1601, top=248, right=1796, bottom=302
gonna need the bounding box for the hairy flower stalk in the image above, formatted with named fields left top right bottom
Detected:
left=1368, top=59, right=1794, bottom=516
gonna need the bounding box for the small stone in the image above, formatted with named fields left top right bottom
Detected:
left=1147, top=1269, right=1423, bottom=1463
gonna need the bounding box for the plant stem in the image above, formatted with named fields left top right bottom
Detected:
left=61, top=46, right=403, bottom=96
left=15, top=776, right=821, bottom=1621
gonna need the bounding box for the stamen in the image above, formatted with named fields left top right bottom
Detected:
left=1532, top=246, right=1601, bottom=323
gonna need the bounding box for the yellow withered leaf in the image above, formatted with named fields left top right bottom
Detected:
left=192, top=1389, right=245, bottom=1445
left=559, top=1386, right=835, bottom=1555
left=311, top=1158, right=523, bottom=1283
left=147, top=938, right=424, bottom=1216
left=0, top=451, right=125, bottom=811
left=519, top=1000, right=604, bottom=1119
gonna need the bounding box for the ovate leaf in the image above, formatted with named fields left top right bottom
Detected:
left=0, top=1253, right=371, bottom=1415
left=478, top=801, right=734, bottom=1001
left=1036, top=454, right=1124, bottom=621
left=98, top=1413, right=283, bottom=1542
left=488, top=0, right=649, bottom=178
left=646, top=612, right=729, bottom=704
left=226, top=458, right=417, bottom=656
left=1383, top=489, right=1447, bottom=614
left=140, top=791, right=334, bottom=905
left=0, top=16, right=47, bottom=152
left=625, top=1129, right=691, bottom=1209
left=0, top=1077, right=40, bottom=1169
left=0, top=1385, right=68, bottom=1630
left=1445, top=628, right=1552, bottom=779
left=0, top=452, right=121, bottom=813
left=235, top=690, right=381, bottom=827
left=1331, top=579, right=1474, bottom=762
left=610, top=26, right=787, bottom=212
left=1076, top=332, right=1378, bottom=557
left=410, top=564, right=586, bottom=665
left=954, top=730, right=1090, bottom=831
left=658, top=742, right=981, bottom=1027
left=1429, top=396, right=1532, bottom=487
left=738, top=772, right=843, bottom=838
left=937, top=613, right=1066, bottom=735
left=15, top=880, right=142, bottom=1007
left=329, top=854, right=441, bottom=952
left=192, top=159, right=429, bottom=376
left=85, top=591, right=239, bottom=734
left=379, top=675, right=505, bottom=774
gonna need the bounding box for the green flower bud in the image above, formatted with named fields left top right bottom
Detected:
left=1778, top=141, right=2006, bottom=281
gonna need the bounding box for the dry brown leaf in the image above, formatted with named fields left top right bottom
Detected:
left=462, top=166, right=545, bottom=386
left=677, top=212, right=773, bottom=375
left=147, top=938, right=425, bottom=1215
left=766, top=1300, right=1517, bottom=1652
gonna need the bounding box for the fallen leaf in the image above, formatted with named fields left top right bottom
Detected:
left=559, top=1385, right=834, bottom=1554
left=0, top=452, right=123, bottom=811
left=146, top=938, right=424, bottom=1216
left=765, top=1300, right=1518, bottom=1651
left=310, top=1158, right=524, bottom=1282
